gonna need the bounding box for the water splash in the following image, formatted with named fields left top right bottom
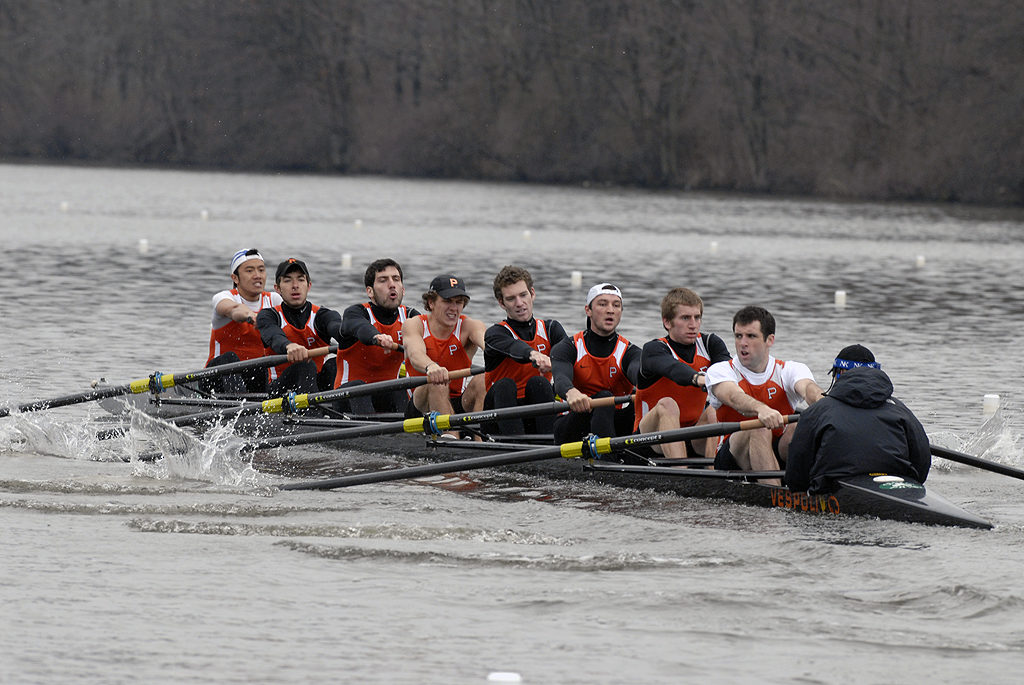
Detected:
left=124, top=410, right=270, bottom=489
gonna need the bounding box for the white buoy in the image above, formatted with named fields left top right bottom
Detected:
left=353, top=219, right=363, bottom=230
left=200, top=209, right=209, bottom=221
left=523, top=229, right=532, bottom=240
left=915, top=255, right=926, bottom=268
left=710, top=240, right=719, bottom=255
left=834, top=290, right=847, bottom=309
left=570, top=270, right=583, bottom=288
left=138, top=238, right=150, bottom=254
left=487, top=673, right=522, bottom=683
left=59, top=201, right=69, bottom=212
left=983, top=394, right=1000, bottom=418
left=341, top=253, right=352, bottom=269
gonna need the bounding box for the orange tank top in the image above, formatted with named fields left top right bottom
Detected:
left=633, top=336, right=711, bottom=431
left=267, top=304, right=329, bottom=381
left=484, top=319, right=552, bottom=398
left=334, top=304, right=408, bottom=387
left=715, top=359, right=795, bottom=437
left=571, top=331, right=635, bottom=399
left=405, top=314, right=472, bottom=398
left=207, top=290, right=276, bottom=363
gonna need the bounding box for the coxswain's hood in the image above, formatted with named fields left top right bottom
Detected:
left=827, top=367, right=894, bottom=409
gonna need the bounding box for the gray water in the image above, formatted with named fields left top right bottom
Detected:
left=2, top=163, right=1023, bottom=684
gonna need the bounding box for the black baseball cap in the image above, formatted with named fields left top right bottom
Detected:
left=275, top=258, right=311, bottom=282
left=831, top=344, right=881, bottom=375
left=429, top=274, right=470, bottom=300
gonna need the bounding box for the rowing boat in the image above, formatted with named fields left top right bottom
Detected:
left=101, top=385, right=993, bottom=529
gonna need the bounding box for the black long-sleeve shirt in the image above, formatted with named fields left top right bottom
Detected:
left=550, top=329, right=641, bottom=398
left=483, top=317, right=568, bottom=371
left=256, top=301, right=342, bottom=354
left=635, top=333, right=731, bottom=389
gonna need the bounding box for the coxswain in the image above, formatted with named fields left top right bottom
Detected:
left=205, top=248, right=282, bottom=394
left=550, top=283, right=639, bottom=444
left=334, top=258, right=420, bottom=414
left=256, top=258, right=343, bottom=395
left=482, top=265, right=568, bottom=436
left=402, top=274, right=487, bottom=438
left=786, top=344, right=930, bottom=493
left=705, top=305, right=824, bottom=485
left=633, top=288, right=731, bottom=459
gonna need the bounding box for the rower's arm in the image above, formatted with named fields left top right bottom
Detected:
left=400, top=317, right=431, bottom=372
left=794, top=378, right=824, bottom=405
left=340, top=304, right=380, bottom=345
left=214, top=297, right=257, bottom=325
left=711, top=380, right=784, bottom=429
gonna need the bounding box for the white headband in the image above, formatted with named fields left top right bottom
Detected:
left=230, top=249, right=264, bottom=273
left=586, top=283, right=623, bottom=306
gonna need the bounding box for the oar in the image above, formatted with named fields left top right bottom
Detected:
left=0, top=345, right=337, bottom=418
left=930, top=443, right=1024, bottom=482
left=585, top=462, right=784, bottom=480
left=168, top=366, right=485, bottom=429
left=278, top=415, right=796, bottom=491
left=251, top=394, right=635, bottom=450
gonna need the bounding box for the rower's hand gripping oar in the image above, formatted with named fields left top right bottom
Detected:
left=250, top=393, right=635, bottom=451
left=930, top=443, right=1024, bottom=482
left=0, top=345, right=337, bottom=418
left=168, top=366, right=486, bottom=429
left=277, top=414, right=797, bottom=491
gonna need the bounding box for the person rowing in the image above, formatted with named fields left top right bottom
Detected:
left=785, top=344, right=930, bottom=494
left=402, top=274, right=487, bottom=438
left=204, top=248, right=282, bottom=394
left=256, top=258, right=343, bottom=395
left=632, top=288, right=731, bottom=460
left=333, top=258, right=420, bottom=414
left=482, top=265, right=568, bottom=436
left=705, top=305, right=823, bottom=485
left=550, top=283, right=639, bottom=444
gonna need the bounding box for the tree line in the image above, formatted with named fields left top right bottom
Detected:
left=1, top=0, right=1020, bottom=205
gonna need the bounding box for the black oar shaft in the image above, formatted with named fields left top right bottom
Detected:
left=278, top=415, right=795, bottom=491
left=0, top=345, right=337, bottom=418
left=252, top=393, right=632, bottom=450
left=931, top=444, right=1024, bottom=481
left=170, top=366, right=486, bottom=428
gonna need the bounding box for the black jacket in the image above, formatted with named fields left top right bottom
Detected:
left=785, top=367, right=931, bottom=494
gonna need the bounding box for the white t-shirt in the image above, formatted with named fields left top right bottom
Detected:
left=706, top=355, right=814, bottom=412
left=210, top=290, right=282, bottom=329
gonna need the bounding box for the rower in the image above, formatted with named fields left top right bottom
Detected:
left=256, top=258, right=343, bottom=395
left=633, top=288, right=731, bottom=459
left=204, top=248, right=282, bottom=394
left=550, top=283, right=639, bottom=444
left=482, top=265, right=568, bottom=436
left=705, top=305, right=824, bottom=485
left=402, top=274, right=487, bottom=438
left=333, top=258, right=420, bottom=414
left=785, top=344, right=931, bottom=494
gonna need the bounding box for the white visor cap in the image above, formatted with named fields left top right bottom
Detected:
left=585, top=283, right=623, bottom=307
left=230, top=249, right=265, bottom=273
